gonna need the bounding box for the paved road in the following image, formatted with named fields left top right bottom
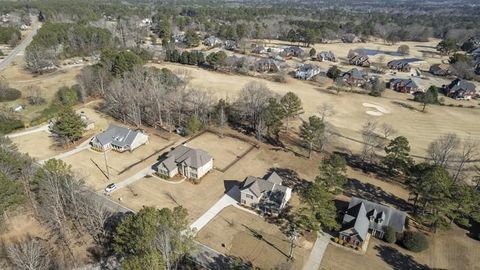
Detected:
left=0, top=20, right=41, bottom=72
left=302, top=233, right=331, bottom=270
left=5, top=124, right=49, bottom=138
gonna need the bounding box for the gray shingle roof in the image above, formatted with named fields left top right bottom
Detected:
left=241, top=173, right=288, bottom=200
left=94, top=124, right=142, bottom=148
left=341, top=197, right=407, bottom=241
left=161, top=145, right=212, bottom=170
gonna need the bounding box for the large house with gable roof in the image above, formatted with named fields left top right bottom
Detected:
left=339, top=197, right=407, bottom=248
left=239, top=172, right=292, bottom=214
left=90, top=124, right=149, bottom=152
left=155, top=145, right=213, bottom=180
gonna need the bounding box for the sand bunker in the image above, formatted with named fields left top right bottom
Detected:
left=363, top=103, right=390, bottom=116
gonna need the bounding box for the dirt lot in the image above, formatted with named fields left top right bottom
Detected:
left=196, top=206, right=313, bottom=269
left=10, top=131, right=62, bottom=160
left=149, top=61, right=480, bottom=159
left=186, top=132, right=254, bottom=171
left=62, top=134, right=172, bottom=191
left=320, top=225, right=480, bottom=270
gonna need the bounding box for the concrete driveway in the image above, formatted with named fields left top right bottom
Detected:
left=302, top=232, right=331, bottom=270
left=190, top=186, right=240, bottom=233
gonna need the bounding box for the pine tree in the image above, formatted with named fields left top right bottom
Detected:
left=281, top=92, right=303, bottom=132
left=50, top=107, right=86, bottom=145
left=299, top=116, right=325, bottom=158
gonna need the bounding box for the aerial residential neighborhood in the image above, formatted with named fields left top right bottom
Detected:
left=0, top=1, right=479, bottom=270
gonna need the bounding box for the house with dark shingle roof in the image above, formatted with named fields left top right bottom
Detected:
left=339, top=197, right=407, bottom=248
left=342, top=68, right=369, bottom=87
left=155, top=145, right=213, bottom=179
left=348, top=54, right=370, bottom=67
left=240, top=172, right=292, bottom=214
left=387, top=59, right=411, bottom=72
left=90, top=124, right=149, bottom=152
left=429, top=63, right=451, bottom=76
left=317, top=51, right=336, bottom=62
left=444, top=78, right=477, bottom=100
left=389, top=78, right=427, bottom=93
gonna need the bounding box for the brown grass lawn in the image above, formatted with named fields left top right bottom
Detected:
left=62, top=134, right=172, bottom=191
left=320, top=226, right=480, bottom=270
left=186, top=132, right=254, bottom=170
left=10, top=131, right=61, bottom=160
left=196, top=206, right=313, bottom=270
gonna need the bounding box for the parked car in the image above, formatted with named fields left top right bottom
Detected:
left=105, top=183, right=117, bottom=193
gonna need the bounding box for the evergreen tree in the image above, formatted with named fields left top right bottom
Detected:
left=296, top=183, right=339, bottom=232
left=315, top=153, right=347, bottom=194
left=382, top=136, right=414, bottom=175
left=49, top=107, right=86, bottom=145
left=299, top=116, right=325, bottom=158
left=263, top=98, right=285, bottom=141
left=280, top=92, right=303, bottom=131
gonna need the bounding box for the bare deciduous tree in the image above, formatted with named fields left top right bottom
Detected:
left=361, top=121, right=381, bottom=163
left=427, top=133, right=460, bottom=168
left=5, top=238, right=52, bottom=270
left=451, top=138, right=479, bottom=184
left=235, top=81, right=276, bottom=132
left=318, top=103, right=335, bottom=121
left=381, top=123, right=397, bottom=139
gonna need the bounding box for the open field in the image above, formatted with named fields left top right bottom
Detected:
left=62, top=134, right=172, bottom=191
left=186, top=131, right=254, bottom=171
left=196, top=206, right=313, bottom=269
left=10, top=130, right=60, bottom=160
left=320, top=226, right=480, bottom=270
left=149, top=61, right=480, bottom=159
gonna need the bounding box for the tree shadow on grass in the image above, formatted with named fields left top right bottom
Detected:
left=374, top=245, right=445, bottom=270
left=344, top=178, right=411, bottom=212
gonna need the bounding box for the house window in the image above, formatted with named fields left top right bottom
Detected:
left=241, top=200, right=246, bottom=204
left=246, top=194, right=253, bottom=199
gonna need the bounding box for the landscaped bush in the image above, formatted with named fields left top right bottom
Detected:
left=402, top=231, right=429, bottom=252
left=384, top=226, right=397, bottom=243
left=0, top=88, right=22, bottom=102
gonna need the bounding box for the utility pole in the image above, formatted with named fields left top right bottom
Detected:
left=104, top=150, right=110, bottom=181
left=288, top=224, right=298, bottom=261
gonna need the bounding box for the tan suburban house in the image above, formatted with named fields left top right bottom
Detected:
left=155, top=145, right=213, bottom=179
left=90, top=124, right=149, bottom=152
left=239, top=172, right=292, bottom=214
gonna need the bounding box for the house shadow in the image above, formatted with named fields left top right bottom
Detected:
left=223, top=179, right=242, bottom=193
left=344, top=178, right=411, bottom=212
left=267, top=167, right=310, bottom=192
left=374, top=245, right=445, bottom=270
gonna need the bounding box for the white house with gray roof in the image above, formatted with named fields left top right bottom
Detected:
left=90, top=124, right=149, bottom=152
left=155, top=145, right=213, bottom=179
left=240, top=172, right=292, bottom=214
left=339, top=197, right=407, bottom=248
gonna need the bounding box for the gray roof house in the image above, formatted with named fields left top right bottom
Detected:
left=90, top=124, right=149, bottom=152
left=387, top=59, right=411, bottom=72
left=445, top=78, right=477, bottom=100
left=339, top=197, right=407, bottom=248
left=240, top=172, right=292, bottom=214
left=155, top=145, right=213, bottom=179
left=203, top=36, right=222, bottom=47
left=317, top=51, right=337, bottom=62
left=342, top=68, right=369, bottom=86
left=255, top=58, right=281, bottom=73
left=295, top=63, right=323, bottom=80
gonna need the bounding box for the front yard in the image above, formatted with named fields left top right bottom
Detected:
left=196, top=206, right=314, bottom=269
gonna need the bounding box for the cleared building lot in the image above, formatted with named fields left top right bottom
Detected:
left=186, top=131, right=255, bottom=171
left=10, top=131, right=61, bottom=160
